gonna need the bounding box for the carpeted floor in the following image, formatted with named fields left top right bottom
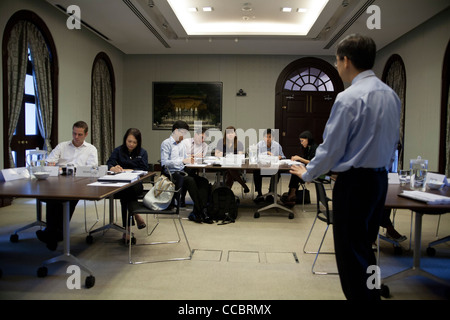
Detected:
left=0, top=175, right=449, bottom=301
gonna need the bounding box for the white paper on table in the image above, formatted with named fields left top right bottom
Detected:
left=388, top=172, right=400, bottom=184
left=399, top=190, right=450, bottom=205
left=88, top=182, right=128, bottom=187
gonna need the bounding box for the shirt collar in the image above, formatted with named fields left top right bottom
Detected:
left=351, top=69, right=376, bottom=85
left=69, top=140, right=87, bottom=148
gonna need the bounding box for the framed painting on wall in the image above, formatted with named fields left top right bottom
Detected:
left=152, top=82, right=222, bottom=130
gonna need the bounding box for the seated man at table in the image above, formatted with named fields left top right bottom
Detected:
left=253, top=129, right=286, bottom=203
left=36, top=121, right=98, bottom=250
left=161, top=120, right=213, bottom=224
left=180, top=126, right=210, bottom=206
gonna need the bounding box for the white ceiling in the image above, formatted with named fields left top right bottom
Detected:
left=45, top=0, right=449, bottom=55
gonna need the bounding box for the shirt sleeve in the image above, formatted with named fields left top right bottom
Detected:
left=86, top=145, right=98, bottom=166
left=160, top=139, right=184, bottom=172
left=46, top=143, right=63, bottom=164
left=302, top=98, right=353, bottom=182
left=106, top=147, right=120, bottom=169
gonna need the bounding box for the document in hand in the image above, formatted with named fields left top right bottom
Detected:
left=399, top=190, right=450, bottom=205
left=97, top=172, right=140, bottom=183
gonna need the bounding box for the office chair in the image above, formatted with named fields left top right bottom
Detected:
left=303, top=180, right=337, bottom=275
left=125, top=169, right=192, bottom=264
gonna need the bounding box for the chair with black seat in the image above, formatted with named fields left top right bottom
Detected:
left=302, top=180, right=337, bottom=275
left=126, top=169, right=192, bottom=264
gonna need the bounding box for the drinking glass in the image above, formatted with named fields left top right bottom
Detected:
left=398, top=170, right=409, bottom=186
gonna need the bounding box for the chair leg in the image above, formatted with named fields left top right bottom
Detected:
left=128, top=213, right=192, bottom=265
left=84, top=200, right=100, bottom=233
left=311, top=225, right=338, bottom=275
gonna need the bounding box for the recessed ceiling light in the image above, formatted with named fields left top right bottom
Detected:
left=297, top=8, right=308, bottom=13
left=188, top=7, right=198, bottom=12
left=281, top=7, right=292, bottom=13
left=202, top=7, right=213, bottom=12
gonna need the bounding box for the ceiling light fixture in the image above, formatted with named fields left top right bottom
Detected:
left=202, top=7, right=213, bottom=12
left=281, top=7, right=292, bottom=13
left=188, top=7, right=198, bottom=12
left=297, top=8, right=308, bottom=13
left=242, top=3, right=253, bottom=12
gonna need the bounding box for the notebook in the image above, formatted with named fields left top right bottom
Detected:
left=97, top=172, right=140, bottom=183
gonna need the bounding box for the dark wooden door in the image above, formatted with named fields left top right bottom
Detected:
left=280, top=92, right=336, bottom=158
left=275, top=57, right=344, bottom=159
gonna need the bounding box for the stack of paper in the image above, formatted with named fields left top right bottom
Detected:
left=97, top=172, right=140, bottom=183
left=399, top=190, right=450, bottom=205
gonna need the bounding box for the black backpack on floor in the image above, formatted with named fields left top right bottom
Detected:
left=208, top=184, right=238, bottom=224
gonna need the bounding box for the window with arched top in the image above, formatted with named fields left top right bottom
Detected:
left=275, top=57, right=344, bottom=157
left=382, top=54, right=406, bottom=171
left=284, top=67, right=335, bottom=92
left=2, top=10, right=58, bottom=168
left=91, top=52, right=115, bottom=165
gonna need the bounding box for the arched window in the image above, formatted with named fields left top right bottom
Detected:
left=91, top=52, right=115, bottom=164
left=2, top=10, right=58, bottom=168
left=382, top=54, right=406, bottom=171
left=439, top=40, right=450, bottom=176
left=284, top=67, right=335, bottom=92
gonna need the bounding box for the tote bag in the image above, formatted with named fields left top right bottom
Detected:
left=143, top=175, right=175, bottom=210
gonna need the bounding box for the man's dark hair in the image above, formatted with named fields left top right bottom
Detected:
left=73, top=121, right=88, bottom=134
left=336, top=34, right=377, bottom=70
left=172, top=120, right=189, bottom=132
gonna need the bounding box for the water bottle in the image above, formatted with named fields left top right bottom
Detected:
left=410, top=156, right=428, bottom=191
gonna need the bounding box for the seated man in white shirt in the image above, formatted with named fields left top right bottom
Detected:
left=182, top=127, right=209, bottom=159
left=161, top=120, right=212, bottom=223
left=180, top=127, right=209, bottom=206
left=254, top=129, right=286, bottom=203
left=36, top=121, right=98, bottom=250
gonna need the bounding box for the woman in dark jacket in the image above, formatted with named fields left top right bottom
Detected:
left=107, top=128, right=149, bottom=242
left=283, top=131, right=318, bottom=204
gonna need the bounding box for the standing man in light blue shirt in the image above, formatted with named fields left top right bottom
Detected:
left=291, top=34, right=400, bottom=300
left=161, top=120, right=213, bottom=224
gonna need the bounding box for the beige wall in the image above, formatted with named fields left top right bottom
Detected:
left=1, top=0, right=449, bottom=170
left=122, top=54, right=335, bottom=163
left=373, top=8, right=450, bottom=171
left=0, top=0, right=125, bottom=168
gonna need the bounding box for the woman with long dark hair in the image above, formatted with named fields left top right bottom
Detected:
left=283, top=131, right=318, bottom=204
left=215, top=126, right=249, bottom=192
left=107, top=128, right=149, bottom=243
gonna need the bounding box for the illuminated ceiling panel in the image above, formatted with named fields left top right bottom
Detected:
left=166, top=0, right=329, bottom=36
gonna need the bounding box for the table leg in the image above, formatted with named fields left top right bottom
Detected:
left=39, top=201, right=95, bottom=287
left=87, top=196, right=126, bottom=240
left=382, top=212, right=450, bottom=287
left=11, top=200, right=46, bottom=241
left=255, top=171, right=294, bottom=218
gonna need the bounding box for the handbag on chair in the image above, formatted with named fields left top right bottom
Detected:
left=143, top=174, right=175, bottom=210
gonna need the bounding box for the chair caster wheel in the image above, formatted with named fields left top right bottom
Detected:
left=426, top=247, right=436, bottom=257
left=10, top=234, right=19, bottom=243
left=85, top=275, right=95, bottom=288
left=254, top=212, right=260, bottom=219
left=86, top=235, right=94, bottom=244
left=380, top=284, right=390, bottom=298
left=288, top=213, right=294, bottom=219
left=37, top=266, right=48, bottom=278
left=131, top=237, right=137, bottom=245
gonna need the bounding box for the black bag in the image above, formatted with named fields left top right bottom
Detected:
left=208, top=184, right=238, bottom=224
left=295, top=189, right=311, bottom=204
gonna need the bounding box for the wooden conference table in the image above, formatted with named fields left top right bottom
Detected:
left=382, top=183, right=450, bottom=293
left=186, top=160, right=295, bottom=218
left=0, top=172, right=154, bottom=288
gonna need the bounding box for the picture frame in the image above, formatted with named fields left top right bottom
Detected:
left=152, top=82, right=223, bottom=130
